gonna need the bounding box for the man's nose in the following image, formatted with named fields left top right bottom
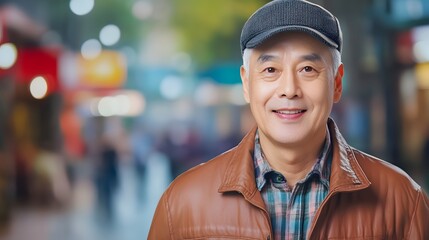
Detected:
left=276, top=71, right=302, bottom=99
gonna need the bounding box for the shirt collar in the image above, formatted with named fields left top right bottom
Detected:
left=254, top=126, right=332, bottom=191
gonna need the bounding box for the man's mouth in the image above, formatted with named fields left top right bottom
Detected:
left=273, top=109, right=306, bottom=115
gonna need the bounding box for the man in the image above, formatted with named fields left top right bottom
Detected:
left=149, top=0, right=429, bottom=239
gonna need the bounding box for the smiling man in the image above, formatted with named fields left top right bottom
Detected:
left=241, top=32, right=343, bottom=190
left=149, top=1, right=429, bottom=239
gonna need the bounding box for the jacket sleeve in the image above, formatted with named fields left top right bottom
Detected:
left=407, top=189, right=429, bottom=239
left=148, top=192, right=172, bottom=240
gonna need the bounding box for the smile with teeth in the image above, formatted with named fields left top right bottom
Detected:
left=273, top=109, right=306, bottom=114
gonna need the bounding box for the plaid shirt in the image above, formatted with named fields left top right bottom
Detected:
left=254, top=127, right=332, bottom=240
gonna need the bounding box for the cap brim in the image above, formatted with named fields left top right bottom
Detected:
left=245, top=25, right=338, bottom=51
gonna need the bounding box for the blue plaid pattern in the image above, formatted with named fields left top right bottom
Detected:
left=254, top=128, right=332, bottom=240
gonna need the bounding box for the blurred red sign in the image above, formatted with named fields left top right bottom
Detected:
left=14, top=47, right=61, bottom=93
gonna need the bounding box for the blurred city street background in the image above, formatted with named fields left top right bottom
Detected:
left=0, top=0, right=429, bottom=239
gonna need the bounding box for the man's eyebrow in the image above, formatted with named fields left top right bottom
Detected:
left=300, top=53, right=322, bottom=62
left=256, top=54, right=278, bottom=63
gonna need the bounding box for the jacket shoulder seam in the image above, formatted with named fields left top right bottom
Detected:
left=407, top=189, right=423, bottom=239
left=164, top=190, right=175, bottom=239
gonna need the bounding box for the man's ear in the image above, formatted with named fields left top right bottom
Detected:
left=333, top=64, right=344, bottom=103
left=240, top=65, right=250, bottom=103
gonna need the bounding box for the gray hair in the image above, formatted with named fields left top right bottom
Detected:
left=242, top=47, right=342, bottom=77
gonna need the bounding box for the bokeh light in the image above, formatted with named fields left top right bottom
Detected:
left=412, top=25, right=429, bottom=63
left=89, top=91, right=145, bottom=117
left=160, top=75, right=184, bottom=100
left=132, top=1, right=154, bottom=20
left=0, top=43, right=18, bottom=69
left=69, top=0, right=94, bottom=16
left=99, top=24, right=121, bottom=46
left=29, top=76, right=48, bottom=99
left=413, top=40, right=429, bottom=63
left=81, top=39, right=102, bottom=59
left=98, top=96, right=117, bottom=117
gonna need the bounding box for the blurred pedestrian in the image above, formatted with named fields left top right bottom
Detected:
left=95, top=137, right=119, bottom=222
left=149, top=0, right=429, bottom=239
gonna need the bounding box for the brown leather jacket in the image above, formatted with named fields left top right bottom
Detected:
left=149, top=119, right=429, bottom=239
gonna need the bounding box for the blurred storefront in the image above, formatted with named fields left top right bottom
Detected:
left=322, top=0, right=429, bottom=189
left=373, top=0, right=429, bottom=182
left=395, top=4, right=429, bottom=188
left=0, top=4, right=48, bottom=225
left=0, top=3, right=138, bottom=225
left=0, top=5, right=64, bottom=225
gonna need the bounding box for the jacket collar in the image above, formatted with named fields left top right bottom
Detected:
left=218, top=118, right=371, bottom=200
left=327, top=118, right=371, bottom=192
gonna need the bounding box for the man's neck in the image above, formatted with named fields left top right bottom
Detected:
left=259, top=130, right=326, bottom=188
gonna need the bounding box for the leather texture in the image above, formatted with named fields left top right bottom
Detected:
left=148, top=119, right=429, bottom=239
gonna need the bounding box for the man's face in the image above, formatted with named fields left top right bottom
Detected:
left=240, top=32, right=343, bottom=148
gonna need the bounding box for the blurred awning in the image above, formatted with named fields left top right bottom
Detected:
left=198, top=62, right=242, bottom=85
left=0, top=5, right=50, bottom=78
left=375, top=0, right=429, bottom=29
left=0, top=5, right=47, bottom=41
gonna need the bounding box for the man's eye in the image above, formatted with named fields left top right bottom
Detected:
left=302, top=66, right=314, bottom=72
left=264, top=67, right=276, bottom=73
